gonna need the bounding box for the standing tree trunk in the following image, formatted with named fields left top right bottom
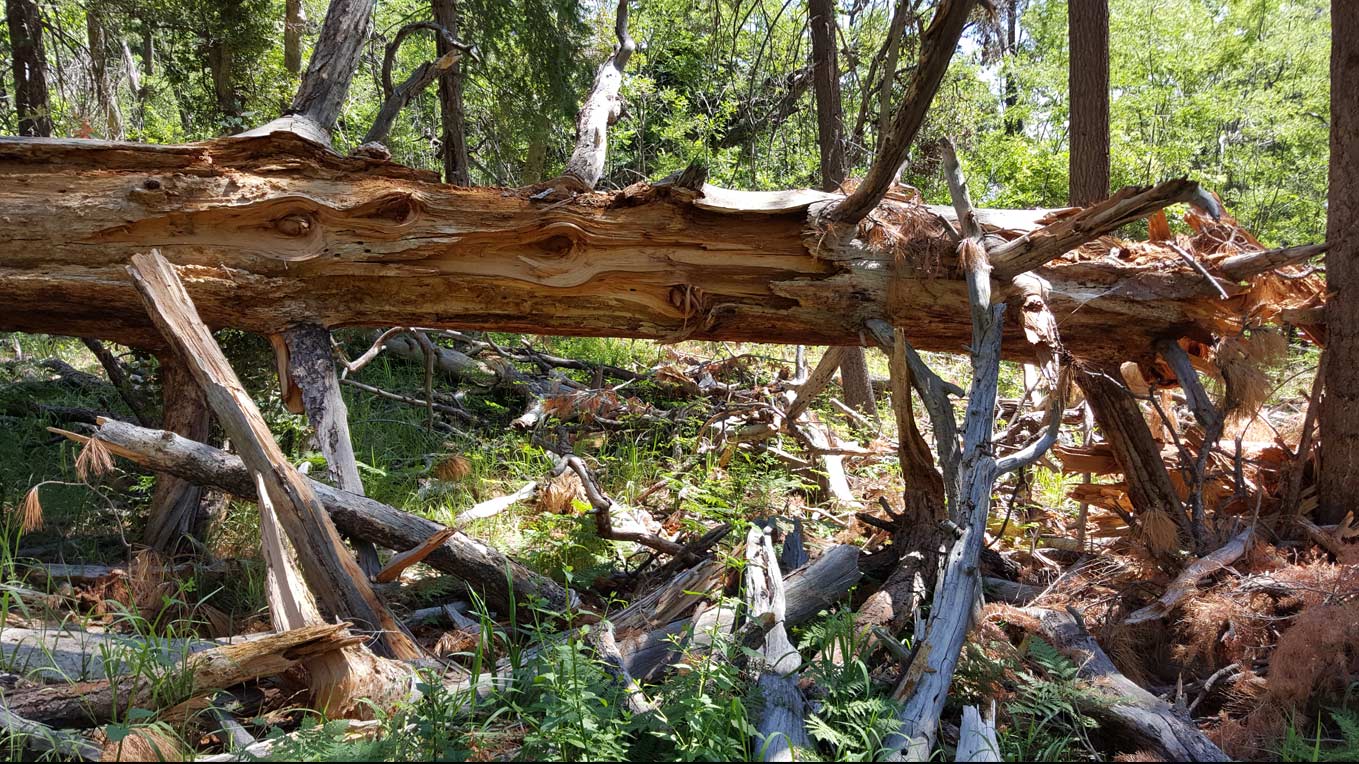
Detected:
left=1319, top=3, right=1359, bottom=524
left=6, top=0, right=53, bottom=137
left=810, top=0, right=877, bottom=417
left=85, top=3, right=123, bottom=139
left=206, top=40, right=240, bottom=119
left=433, top=0, right=470, bottom=185
left=284, top=0, right=305, bottom=75
left=1068, top=0, right=1108, bottom=206
left=809, top=0, right=847, bottom=192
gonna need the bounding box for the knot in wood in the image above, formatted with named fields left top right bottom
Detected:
left=274, top=214, right=313, bottom=238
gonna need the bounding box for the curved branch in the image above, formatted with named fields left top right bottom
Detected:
left=364, top=22, right=475, bottom=146
left=831, top=0, right=976, bottom=225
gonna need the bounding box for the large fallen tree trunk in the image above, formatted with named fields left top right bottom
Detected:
left=52, top=417, right=574, bottom=614
left=0, top=133, right=1269, bottom=366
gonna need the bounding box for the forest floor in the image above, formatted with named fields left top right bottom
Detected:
left=0, top=329, right=1352, bottom=762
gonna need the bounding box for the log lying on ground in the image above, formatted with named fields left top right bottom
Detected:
left=0, top=624, right=356, bottom=728
left=617, top=544, right=861, bottom=680
left=1027, top=607, right=1230, bottom=762
left=51, top=417, right=574, bottom=614
left=0, top=133, right=1265, bottom=366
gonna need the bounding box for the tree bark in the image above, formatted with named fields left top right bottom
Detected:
left=1068, top=0, right=1109, bottom=205
left=433, top=0, right=470, bottom=185
left=0, top=134, right=1262, bottom=368
left=284, top=323, right=381, bottom=576
left=809, top=0, right=847, bottom=193
left=288, top=0, right=375, bottom=129
left=143, top=352, right=213, bottom=553
left=1319, top=1, right=1359, bottom=524
left=6, top=0, right=53, bottom=137
left=285, top=0, right=305, bottom=74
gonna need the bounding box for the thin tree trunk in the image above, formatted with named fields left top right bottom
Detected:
left=809, top=0, right=847, bottom=192
left=877, top=0, right=912, bottom=153
left=810, top=0, right=876, bottom=417
left=285, top=0, right=305, bottom=74
left=6, top=0, right=53, bottom=137
left=433, top=0, right=470, bottom=185
left=85, top=3, right=123, bottom=138
left=1319, top=0, right=1359, bottom=524
left=206, top=40, right=240, bottom=118
left=1068, top=0, right=1109, bottom=205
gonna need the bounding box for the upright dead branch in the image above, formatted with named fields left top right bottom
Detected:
left=560, top=0, right=634, bottom=191
left=364, top=22, right=473, bottom=146
left=284, top=323, right=381, bottom=577
left=832, top=0, right=975, bottom=225
left=125, top=251, right=421, bottom=665
left=746, top=525, right=812, bottom=760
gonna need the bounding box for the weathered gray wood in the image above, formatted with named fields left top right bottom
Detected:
left=955, top=705, right=1000, bottom=762
left=53, top=417, right=573, bottom=614
left=1029, top=607, right=1230, bottom=762
left=746, top=526, right=812, bottom=761
left=560, top=0, right=634, bottom=190
left=285, top=322, right=382, bottom=577
left=618, top=544, right=861, bottom=681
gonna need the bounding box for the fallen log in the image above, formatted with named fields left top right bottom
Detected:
left=617, top=544, right=861, bottom=680
left=0, top=624, right=356, bottom=728
left=1027, top=607, right=1230, bottom=762
left=1123, top=527, right=1253, bottom=625
left=50, top=417, right=574, bottom=614
left=0, top=133, right=1269, bottom=367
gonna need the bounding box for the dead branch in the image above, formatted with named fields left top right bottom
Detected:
left=559, top=0, right=635, bottom=191
left=1124, top=527, right=1253, bottom=625
left=365, top=22, right=474, bottom=146
left=989, top=179, right=1209, bottom=280
left=746, top=524, right=812, bottom=760
left=51, top=417, right=575, bottom=613
left=832, top=0, right=976, bottom=225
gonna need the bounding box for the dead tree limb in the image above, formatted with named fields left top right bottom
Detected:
left=78, top=338, right=153, bottom=426
left=1217, top=242, right=1327, bottom=281
left=364, top=22, right=473, bottom=146
left=560, top=0, right=634, bottom=190
left=559, top=454, right=694, bottom=560
left=0, top=624, right=357, bottom=728
left=989, top=179, right=1211, bottom=280
left=126, top=251, right=422, bottom=663
left=51, top=417, right=574, bottom=614
left=1124, top=526, right=1252, bottom=625
left=1027, top=607, right=1230, bottom=761
left=832, top=0, right=975, bottom=225
left=746, top=525, right=812, bottom=761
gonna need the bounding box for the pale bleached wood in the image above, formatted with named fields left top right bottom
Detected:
left=126, top=251, right=422, bottom=663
